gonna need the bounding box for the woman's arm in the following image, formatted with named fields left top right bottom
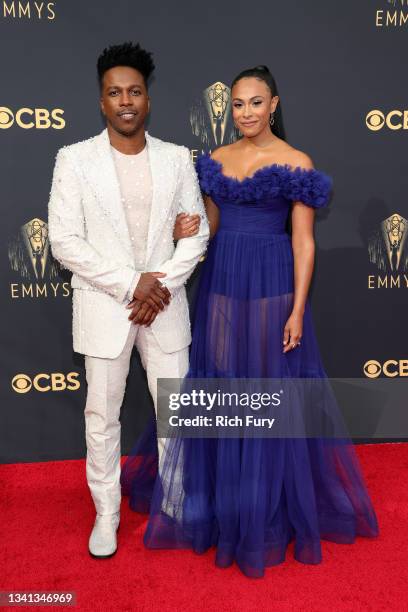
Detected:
left=283, top=152, right=316, bottom=353
left=204, top=194, right=220, bottom=239
left=291, top=202, right=315, bottom=317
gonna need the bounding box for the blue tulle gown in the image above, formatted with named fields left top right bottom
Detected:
left=121, top=154, right=379, bottom=578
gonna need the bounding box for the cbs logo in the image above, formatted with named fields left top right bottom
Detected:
left=363, top=359, right=408, bottom=378
left=11, top=372, right=80, bottom=393
left=0, top=106, right=65, bottom=130
left=366, top=109, right=408, bottom=131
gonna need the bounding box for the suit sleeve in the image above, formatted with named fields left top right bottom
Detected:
left=157, top=147, right=210, bottom=292
left=48, top=148, right=140, bottom=304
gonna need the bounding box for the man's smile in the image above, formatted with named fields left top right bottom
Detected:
left=117, top=110, right=137, bottom=120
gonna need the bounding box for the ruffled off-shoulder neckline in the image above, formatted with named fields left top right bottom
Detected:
left=195, top=153, right=332, bottom=208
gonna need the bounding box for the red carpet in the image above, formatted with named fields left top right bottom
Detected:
left=1, top=444, right=407, bottom=611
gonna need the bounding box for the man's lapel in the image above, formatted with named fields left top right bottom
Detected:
left=88, top=129, right=133, bottom=259
left=145, top=133, right=176, bottom=263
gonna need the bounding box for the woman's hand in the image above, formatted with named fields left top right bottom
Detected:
left=283, top=311, right=303, bottom=353
left=173, top=213, right=200, bottom=240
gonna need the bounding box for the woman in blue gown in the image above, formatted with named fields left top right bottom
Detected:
left=121, top=65, right=379, bottom=578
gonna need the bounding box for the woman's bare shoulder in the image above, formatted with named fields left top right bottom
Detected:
left=282, top=144, right=314, bottom=170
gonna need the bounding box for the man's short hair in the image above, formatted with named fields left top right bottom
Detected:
left=97, top=42, right=155, bottom=89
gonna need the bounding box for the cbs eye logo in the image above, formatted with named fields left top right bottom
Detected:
left=11, top=372, right=80, bottom=393
left=366, top=109, right=408, bottom=131
left=363, top=359, right=408, bottom=378
left=366, top=110, right=385, bottom=131
left=0, top=106, right=65, bottom=130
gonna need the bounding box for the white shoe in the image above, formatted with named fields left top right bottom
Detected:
left=89, top=512, right=120, bottom=558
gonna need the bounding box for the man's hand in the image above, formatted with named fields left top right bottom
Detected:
left=131, top=272, right=171, bottom=312
left=127, top=299, right=158, bottom=327
left=173, top=213, right=200, bottom=240
left=126, top=272, right=171, bottom=326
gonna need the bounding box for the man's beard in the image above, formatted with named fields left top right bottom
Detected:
left=109, top=118, right=143, bottom=138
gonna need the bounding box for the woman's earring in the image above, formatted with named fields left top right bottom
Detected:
left=269, top=112, right=275, bottom=127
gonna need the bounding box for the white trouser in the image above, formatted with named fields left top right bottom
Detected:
left=84, top=323, right=189, bottom=516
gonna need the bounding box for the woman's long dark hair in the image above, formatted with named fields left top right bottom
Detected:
left=231, top=65, right=286, bottom=141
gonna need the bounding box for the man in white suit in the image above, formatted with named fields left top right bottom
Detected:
left=48, top=42, right=209, bottom=558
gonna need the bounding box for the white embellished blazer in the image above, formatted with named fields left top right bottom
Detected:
left=48, top=129, right=209, bottom=358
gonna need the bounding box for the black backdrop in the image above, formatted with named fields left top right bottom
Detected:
left=1, top=0, right=407, bottom=462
